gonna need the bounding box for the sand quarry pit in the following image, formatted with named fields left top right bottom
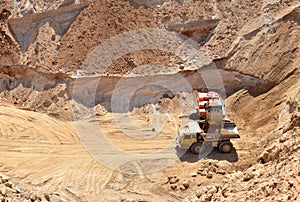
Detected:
left=0, top=0, right=299, bottom=201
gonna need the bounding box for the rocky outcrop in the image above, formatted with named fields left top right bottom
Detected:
left=0, top=62, right=259, bottom=119
left=167, top=19, right=220, bottom=43
left=8, top=3, right=88, bottom=51
left=0, top=8, right=19, bottom=66
left=259, top=112, right=300, bottom=164
left=71, top=68, right=259, bottom=113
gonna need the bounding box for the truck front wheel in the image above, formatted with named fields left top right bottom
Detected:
left=219, top=141, right=233, bottom=153
left=191, top=142, right=203, bottom=154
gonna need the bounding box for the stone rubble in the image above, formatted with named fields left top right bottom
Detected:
left=0, top=173, right=63, bottom=202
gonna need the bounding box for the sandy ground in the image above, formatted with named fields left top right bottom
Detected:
left=0, top=91, right=263, bottom=201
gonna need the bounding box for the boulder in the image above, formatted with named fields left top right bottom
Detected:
left=4, top=182, right=13, bottom=189
left=206, top=172, right=213, bottom=179
left=169, top=177, right=179, bottom=184
left=190, top=172, right=197, bottom=177
left=0, top=175, right=10, bottom=184
left=16, top=186, right=21, bottom=194
left=44, top=193, right=51, bottom=201
left=199, top=171, right=207, bottom=176
left=182, top=180, right=190, bottom=188
left=195, top=190, right=201, bottom=198
left=288, top=180, right=294, bottom=187
left=179, top=185, right=186, bottom=190
left=207, top=186, right=218, bottom=195
left=243, top=173, right=254, bottom=182
left=30, top=193, right=38, bottom=201
left=216, top=170, right=225, bottom=175
left=170, top=184, right=177, bottom=190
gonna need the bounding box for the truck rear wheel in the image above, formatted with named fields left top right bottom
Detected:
left=219, top=141, right=233, bottom=153
left=191, top=142, right=203, bottom=154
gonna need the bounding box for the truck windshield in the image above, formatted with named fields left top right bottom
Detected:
left=183, top=134, right=190, bottom=139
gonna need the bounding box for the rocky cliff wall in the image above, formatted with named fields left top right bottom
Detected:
left=8, top=3, right=88, bottom=52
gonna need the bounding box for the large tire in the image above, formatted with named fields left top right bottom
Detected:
left=219, top=141, right=233, bottom=153
left=191, top=142, right=203, bottom=154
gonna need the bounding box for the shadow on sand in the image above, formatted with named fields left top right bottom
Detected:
left=176, top=146, right=238, bottom=163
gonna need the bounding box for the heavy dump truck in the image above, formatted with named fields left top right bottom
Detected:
left=176, top=92, right=240, bottom=154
